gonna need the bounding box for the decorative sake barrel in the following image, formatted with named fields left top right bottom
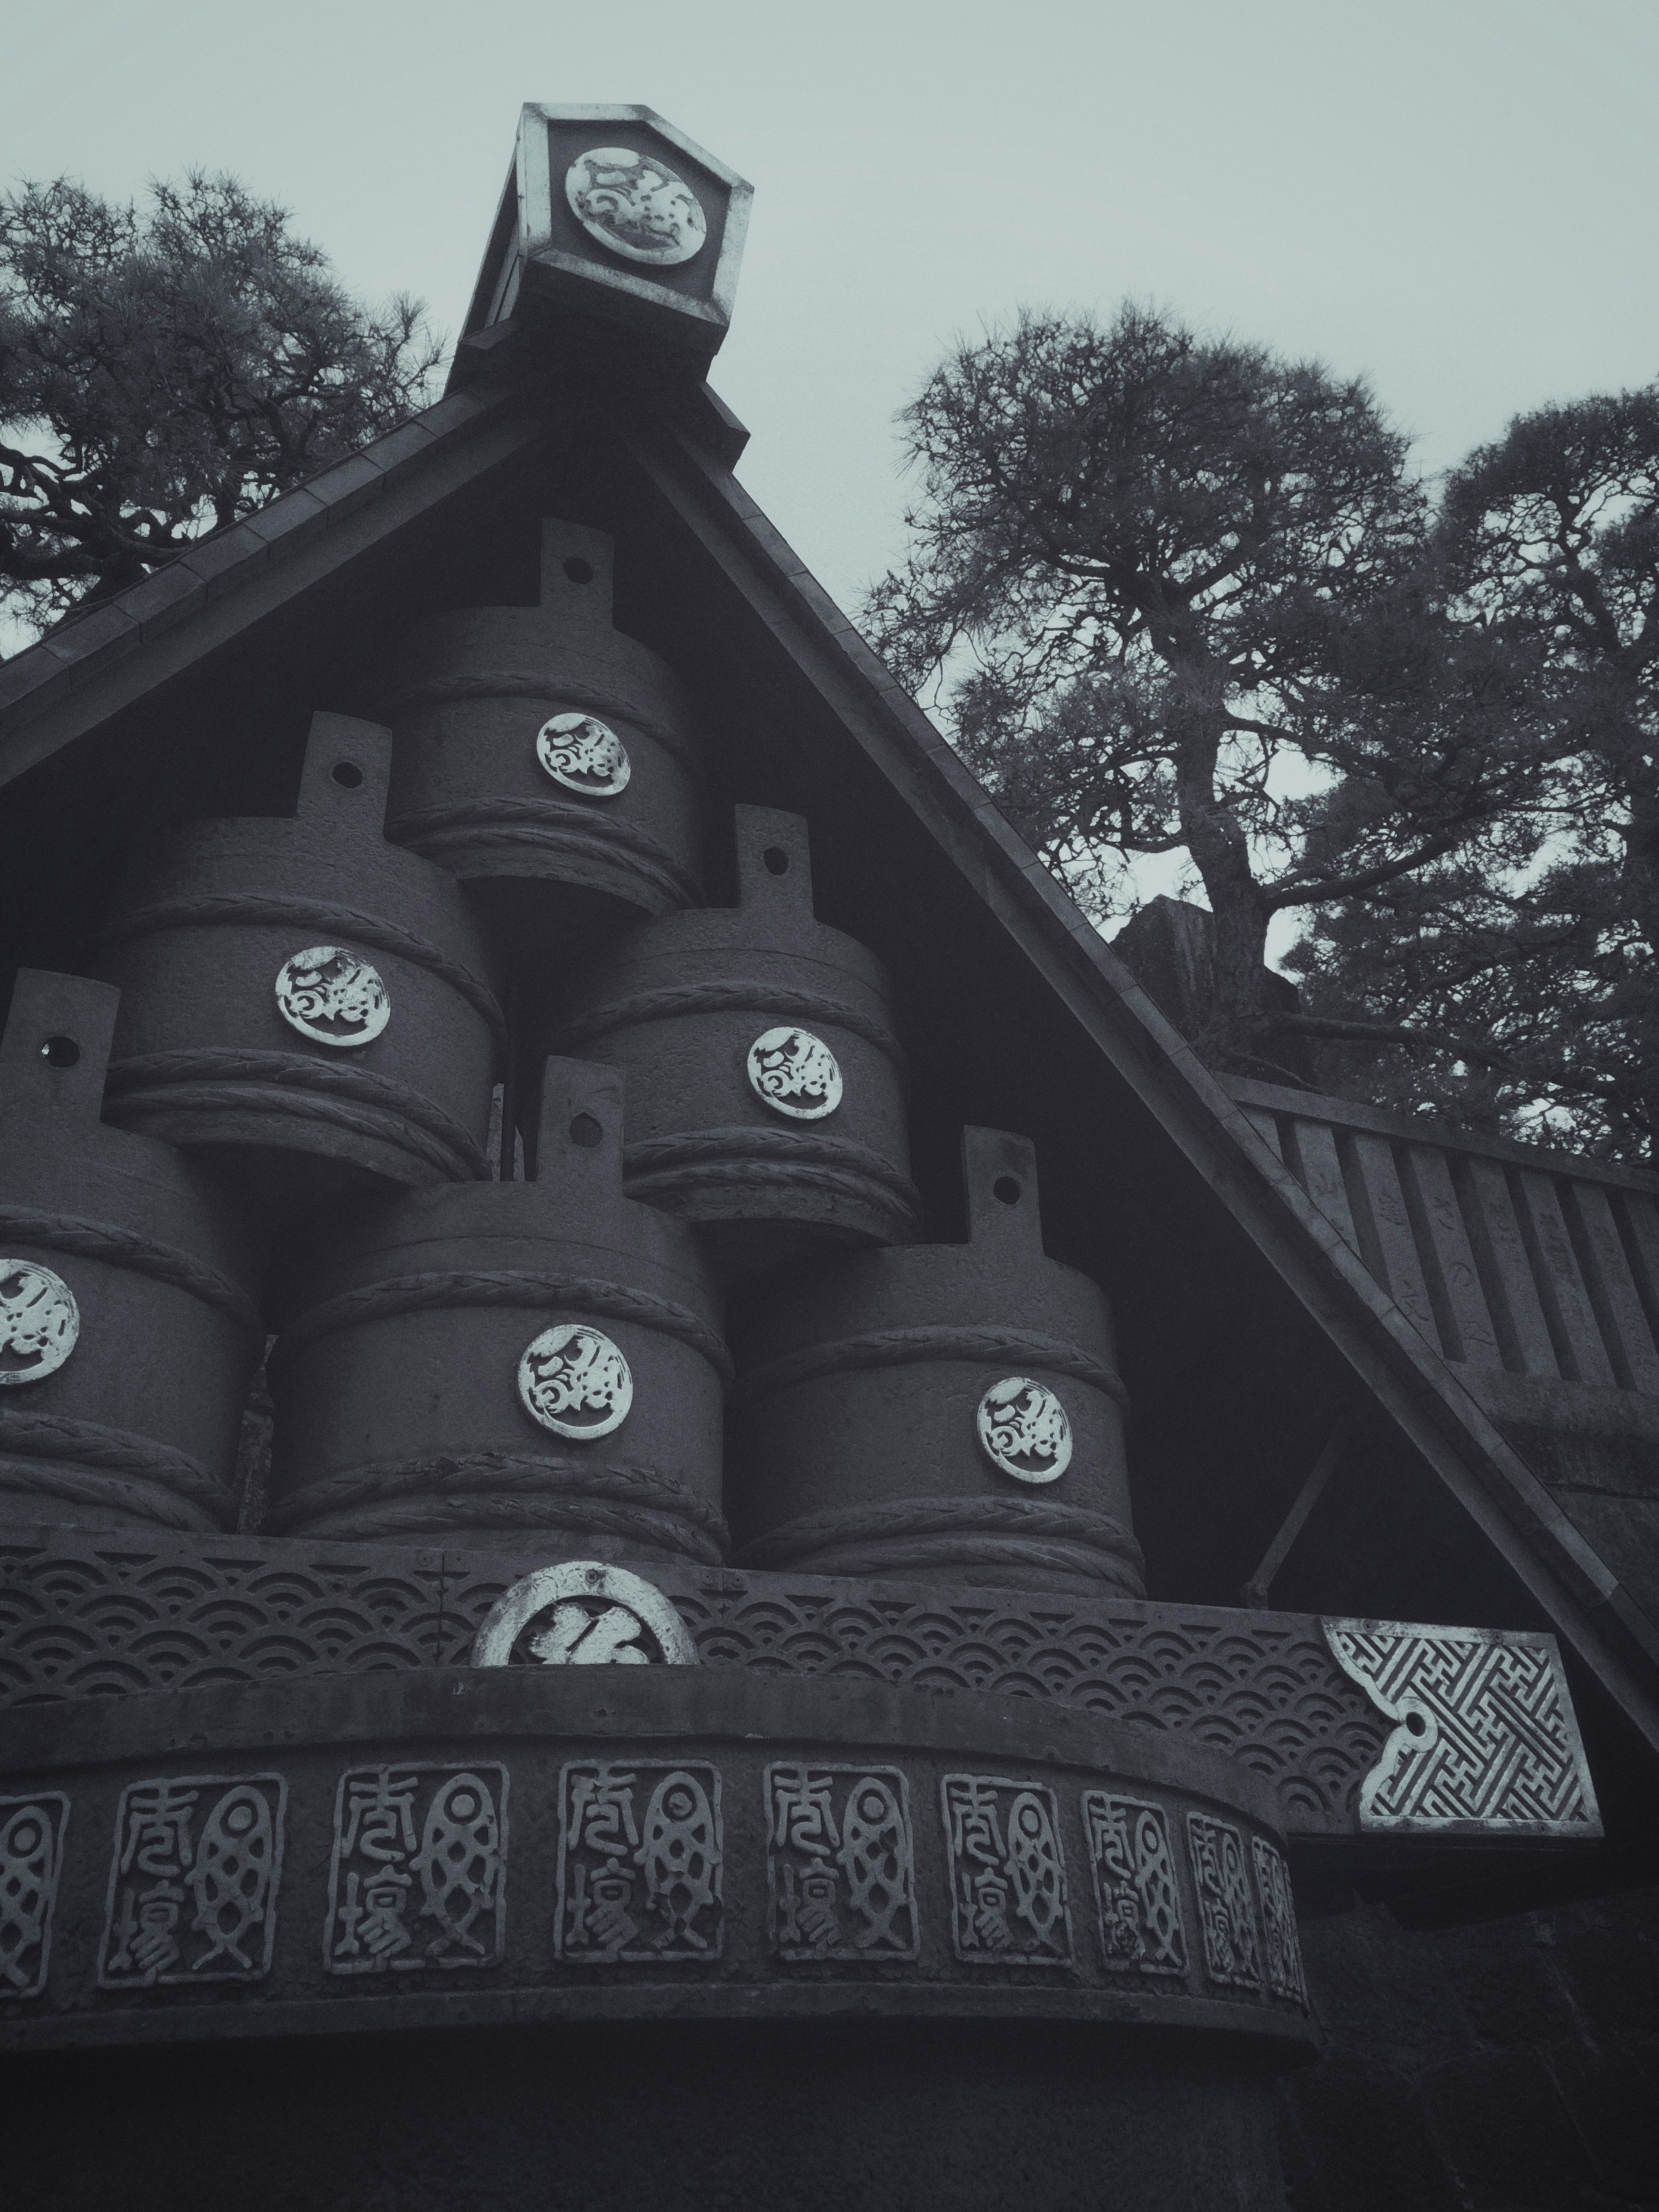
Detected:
left=0, top=970, right=262, bottom=1532
left=95, top=712, right=503, bottom=1216
left=729, top=1127, right=1142, bottom=1596
left=266, top=1058, right=728, bottom=1558
left=381, top=517, right=704, bottom=951
left=549, top=806, right=919, bottom=1278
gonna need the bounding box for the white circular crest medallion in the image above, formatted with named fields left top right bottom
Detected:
left=536, top=712, right=632, bottom=798
left=564, top=146, right=709, bottom=267
left=0, top=1259, right=80, bottom=1386
left=274, top=945, right=390, bottom=1048
left=518, top=1322, right=633, bottom=1440
left=747, top=1027, right=843, bottom=1121
left=471, top=1560, right=697, bottom=1668
left=976, top=1375, right=1073, bottom=1484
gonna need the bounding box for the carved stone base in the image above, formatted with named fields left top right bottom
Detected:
left=0, top=1667, right=1309, bottom=2208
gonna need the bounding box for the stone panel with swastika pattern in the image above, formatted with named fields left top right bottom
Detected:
left=1323, top=1620, right=1599, bottom=1835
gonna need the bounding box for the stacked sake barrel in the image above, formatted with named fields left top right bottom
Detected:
left=0, top=970, right=263, bottom=1531
left=0, top=512, right=1143, bottom=1597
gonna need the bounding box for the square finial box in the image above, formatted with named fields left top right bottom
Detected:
left=461, top=105, right=753, bottom=368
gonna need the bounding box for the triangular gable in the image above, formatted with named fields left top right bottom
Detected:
left=3, top=347, right=1657, bottom=1773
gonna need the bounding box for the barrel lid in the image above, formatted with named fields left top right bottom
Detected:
left=733, top=1126, right=1113, bottom=1362
left=99, top=713, right=497, bottom=982
left=282, top=1056, right=720, bottom=1328
left=558, top=805, right=895, bottom=1007
left=384, top=518, right=700, bottom=744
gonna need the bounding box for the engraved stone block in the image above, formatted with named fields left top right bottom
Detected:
left=1081, top=1790, right=1186, bottom=1974
left=940, top=1773, right=1071, bottom=1964
left=1251, top=1836, right=1307, bottom=2008
left=99, top=1773, right=285, bottom=1987
left=1185, top=1813, right=1261, bottom=1993
left=766, top=1763, right=918, bottom=1961
left=325, top=1764, right=508, bottom=1974
left=556, top=1761, right=722, bottom=1961
left=0, top=1792, right=69, bottom=1997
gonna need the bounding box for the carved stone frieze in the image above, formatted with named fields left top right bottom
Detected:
left=0, top=1669, right=1319, bottom=2056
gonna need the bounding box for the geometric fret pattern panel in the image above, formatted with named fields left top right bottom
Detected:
left=1323, top=1621, right=1600, bottom=1836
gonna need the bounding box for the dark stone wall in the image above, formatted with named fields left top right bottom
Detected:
left=1278, top=1886, right=1659, bottom=2210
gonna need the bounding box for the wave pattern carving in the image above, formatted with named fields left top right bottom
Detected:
left=0, top=1532, right=1386, bottom=1831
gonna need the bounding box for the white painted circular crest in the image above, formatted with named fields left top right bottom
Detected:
left=518, top=1322, right=633, bottom=1440
left=0, top=1259, right=80, bottom=1386
left=747, top=1027, right=843, bottom=1121
left=471, top=1560, right=698, bottom=1667
left=535, top=712, right=632, bottom=798
left=564, top=146, right=709, bottom=267
left=976, top=1375, right=1073, bottom=1484
left=274, top=945, right=390, bottom=1048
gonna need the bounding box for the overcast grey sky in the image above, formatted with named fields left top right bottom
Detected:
left=4, top=0, right=1657, bottom=618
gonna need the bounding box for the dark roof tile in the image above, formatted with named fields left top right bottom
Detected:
left=363, top=419, right=439, bottom=477
left=37, top=601, right=141, bottom=668
left=304, top=449, right=385, bottom=516
left=242, top=487, right=329, bottom=551
left=119, top=560, right=210, bottom=636
left=416, top=388, right=491, bottom=438
left=0, top=650, right=54, bottom=713
left=176, top=524, right=269, bottom=595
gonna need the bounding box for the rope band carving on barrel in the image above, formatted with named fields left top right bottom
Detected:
left=621, top=1128, right=922, bottom=1226
left=103, top=1051, right=491, bottom=1182
left=99, top=895, right=505, bottom=1048
left=268, top=1449, right=728, bottom=1560
left=0, top=1203, right=261, bottom=1334
left=734, top=1495, right=1145, bottom=1591
left=384, top=670, right=702, bottom=775
left=274, top=1268, right=732, bottom=1381
left=734, top=1325, right=1129, bottom=1411
left=0, top=1407, right=230, bottom=1517
left=385, top=799, right=699, bottom=908
left=557, top=981, right=906, bottom=1068
left=0, top=1459, right=223, bottom=1533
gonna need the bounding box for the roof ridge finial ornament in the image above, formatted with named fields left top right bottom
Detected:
left=454, top=104, right=753, bottom=382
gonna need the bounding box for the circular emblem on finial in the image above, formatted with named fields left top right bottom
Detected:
left=747, top=1027, right=843, bottom=1120
left=976, top=1376, right=1073, bottom=1484
left=0, top=1259, right=79, bottom=1386
left=471, top=1560, right=698, bottom=1667
left=274, top=945, right=389, bottom=1048
left=517, top=1323, right=633, bottom=1440
left=536, top=712, right=632, bottom=798
left=565, top=146, right=708, bottom=267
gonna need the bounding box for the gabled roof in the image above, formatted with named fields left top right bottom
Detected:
left=4, top=334, right=1658, bottom=1806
